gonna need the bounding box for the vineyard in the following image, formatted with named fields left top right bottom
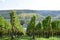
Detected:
left=0, top=10, right=60, bottom=40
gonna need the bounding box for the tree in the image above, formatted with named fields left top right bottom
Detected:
left=51, top=20, right=60, bottom=36
left=26, top=15, right=36, bottom=40
left=0, top=15, right=5, bottom=37
left=4, top=21, right=12, bottom=35
left=9, top=10, right=24, bottom=40
left=0, top=15, right=12, bottom=36
left=51, top=20, right=60, bottom=30
left=42, top=16, right=51, bottom=37
left=35, top=21, right=42, bottom=37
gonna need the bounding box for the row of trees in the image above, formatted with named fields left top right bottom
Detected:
left=0, top=10, right=60, bottom=39
left=26, top=15, right=60, bottom=38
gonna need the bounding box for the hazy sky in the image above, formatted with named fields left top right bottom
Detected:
left=0, top=0, right=60, bottom=10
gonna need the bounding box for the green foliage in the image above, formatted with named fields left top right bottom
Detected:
left=0, top=15, right=6, bottom=34
left=42, top=16, right=51, bottom=30
left=27, top=16, right=36, bottom=33
left=0, top=11, right=60, bottom=38
left=4, top=21, right=12, bottom=34
left=35, top=21, right=42, bottom=31
left=0, top=15, right=12, bottom=34
left=0, top=15, right=5, bottom=28
left=51, top=20, right=60, bottom=30
left=5, top=21, right=12, bottom=29
left=9, top=10, right=24, bottom=33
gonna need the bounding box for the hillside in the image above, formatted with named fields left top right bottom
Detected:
left=0, top=10, right=60, bottom=20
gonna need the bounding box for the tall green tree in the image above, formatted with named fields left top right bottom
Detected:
left=26, top=15, right=36, bottom=40
left=35, top=21, right=42, bottom=37
left=0, top=15, right=5, bottom=37
left=9, top=10, right=24, bottom=40
left=35, top=21, right=42, bottom=31
left=0, top=15, right=12, bottom=35
left=27, top=16, right=36, bottom=34
left=51, top=20, right=60, bottom=30
left=42, top=16, right=51, bottom=37
left=42, top=16, right=51, bottom=30
left=51, top=20, right=60, bottom=36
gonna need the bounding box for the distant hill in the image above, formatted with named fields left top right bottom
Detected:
left=0, top=10, right=60, bottom=20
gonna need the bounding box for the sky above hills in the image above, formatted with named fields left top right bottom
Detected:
left=0, top=0, right=60, bottom=10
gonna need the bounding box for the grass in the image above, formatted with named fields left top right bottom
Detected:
left=0, top=35, right=60, bottom=40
